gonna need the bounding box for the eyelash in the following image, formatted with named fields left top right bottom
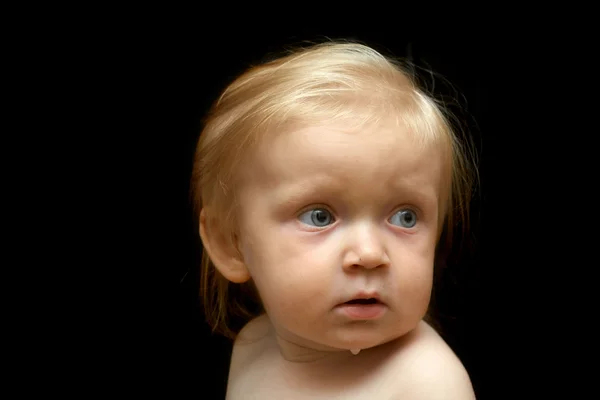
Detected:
left=296, top=205, right=420, bottom=229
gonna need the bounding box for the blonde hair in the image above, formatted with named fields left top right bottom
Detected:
left=191, top=41, right=477, bottom=339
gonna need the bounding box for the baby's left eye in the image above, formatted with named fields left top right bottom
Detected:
left=388, top=209, right=417, bottom=228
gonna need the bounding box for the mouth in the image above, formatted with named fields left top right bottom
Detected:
left=336, top=295, right=386, bottom=320
left=343, top=298, right=380, bottom=305
left=341, top=292, right=384, bottom=305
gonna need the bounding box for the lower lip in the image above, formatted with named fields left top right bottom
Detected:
left=336, top=303, right=386, bottom=320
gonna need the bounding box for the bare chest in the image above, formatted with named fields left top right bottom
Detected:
left=226, top=355, right=404, bottom=400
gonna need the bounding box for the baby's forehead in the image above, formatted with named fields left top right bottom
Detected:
left=242, top=121, right=447, bottom=187
left=256, top=117, right=446, bottom=156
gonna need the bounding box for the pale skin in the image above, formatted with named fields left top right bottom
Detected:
left=201, top=121, right=476, bottom=399
left=227, top=315, right=474, bottom=399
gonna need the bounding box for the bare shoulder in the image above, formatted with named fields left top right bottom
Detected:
left=235, top=313, right=272, bottom=344
left=228, top=314, right=272, bottom=377
left=388, top=321, right=476, bottom=399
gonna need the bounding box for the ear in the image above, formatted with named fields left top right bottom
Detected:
left=199, top=208, right=251, bottom=283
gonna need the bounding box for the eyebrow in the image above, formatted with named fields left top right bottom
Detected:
left=272, top=176, right=344, bottom=204
left=272, top=175, right=438, bottom=210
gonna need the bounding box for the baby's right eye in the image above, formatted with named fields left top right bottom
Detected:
left=298, top=208, right=335, bottom=227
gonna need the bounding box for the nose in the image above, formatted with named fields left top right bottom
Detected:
left=342, top=222, right=390, bottom=270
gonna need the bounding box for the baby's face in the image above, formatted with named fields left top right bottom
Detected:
left=235, top=121, right=446, bottom=351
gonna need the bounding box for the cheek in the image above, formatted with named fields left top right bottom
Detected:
left=392, top=239, right=436, bottom=300
left=240, top=229, right=332, bottom=308
left=403, top=269, right=434, bottom=300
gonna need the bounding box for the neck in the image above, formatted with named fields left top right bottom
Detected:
left=275, top=332, right=359, bottom=363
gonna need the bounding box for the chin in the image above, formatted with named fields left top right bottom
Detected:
left=324, top=330, right=395, bottom=351
left=344, top=322, right=419, bottom=349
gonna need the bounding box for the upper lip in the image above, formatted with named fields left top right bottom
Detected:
left=340, top=292, right=384, bottom=305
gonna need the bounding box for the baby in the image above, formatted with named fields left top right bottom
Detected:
left=192, top=41, right=477, bottom=399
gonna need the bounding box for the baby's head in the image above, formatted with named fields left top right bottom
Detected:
left=192, top=41, right=475, bottom=350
